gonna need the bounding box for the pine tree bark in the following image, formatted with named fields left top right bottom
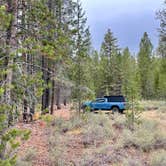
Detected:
left=50, top=79, right=55, bottom=114
left=56, top=84, right=61, bottom=109
left=5, top=0, right=18, bottom=105
left=5, top=0, right=18, bottom=126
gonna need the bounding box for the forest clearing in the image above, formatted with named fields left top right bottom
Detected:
left=0, top=0, right=166, bottom=166
left=15, top=101, right=166, bottom=166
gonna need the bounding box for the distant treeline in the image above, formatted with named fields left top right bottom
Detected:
left=0, top=0, right=165, bottom=123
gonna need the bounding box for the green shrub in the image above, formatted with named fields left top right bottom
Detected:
left=125, top=101, right=142, bottom=130
left=41, top=114, right=54, bottom=126
left=0, top=129, right=31, bottom=165
left=150, top=150, right=166, bottom=166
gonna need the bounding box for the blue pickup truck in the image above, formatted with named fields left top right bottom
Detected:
left=82, top=96, right=126, bottom=113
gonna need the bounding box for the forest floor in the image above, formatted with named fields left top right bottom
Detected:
left=16, top=101, right=166, bottom=166
left=16, top=108, right=71, bottom=166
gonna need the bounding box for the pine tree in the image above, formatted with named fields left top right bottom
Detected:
left=88, top=50, right=101, bottom=97
left=0, top=1, right=32, bottom=164
left=121, top=47, right=140, bottom=100
left=100, top=29, right=122, bottom=96
left=157, top=1, right=166, bottom=99
left=157, top=0, right=166, bottom=58
left=69, top=0, right=91, bottom=113
left=138, top=32, right=154, bottom=99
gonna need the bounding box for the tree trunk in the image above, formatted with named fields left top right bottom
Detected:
left=5, top=0, right=18, bottom=126
left=56, top=84, right=61, bottom=109
left=50, top=79, right=55, bottom=114
left=42, top=57, right=51, bottom=113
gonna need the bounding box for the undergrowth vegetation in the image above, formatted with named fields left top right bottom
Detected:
left=150, top=150, right=166, bottom=166
left=47, top=110, right=166, bottom=166
left=139, top=100, right=166, bottom=112
left=16, top=148, right=36, bottom=166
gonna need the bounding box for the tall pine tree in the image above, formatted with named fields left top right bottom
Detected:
left=138, top=32, right=153, bottom=99
left=100, top=29, right=122, bottom=96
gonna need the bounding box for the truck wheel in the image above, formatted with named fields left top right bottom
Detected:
left=112, top=106, right=119, bottom=113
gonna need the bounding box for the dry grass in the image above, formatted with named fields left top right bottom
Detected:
left=139, top=100, right=166, bottom=112
left=116, top=119, right=166, bottom=152
left=47, top=105, right=166, bottom=165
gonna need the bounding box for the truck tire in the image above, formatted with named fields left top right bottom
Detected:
left=112, top=106, right=119, bottom=113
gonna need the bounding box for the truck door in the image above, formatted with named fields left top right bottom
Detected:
left=91, top=98, right=107, bottom=110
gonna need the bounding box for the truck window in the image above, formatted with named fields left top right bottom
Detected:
left=104, top=96, right=125, bottom=102
left=95, top=99, right=105, bottom=103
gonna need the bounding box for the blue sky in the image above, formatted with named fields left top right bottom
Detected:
left=81, top=0, right=164, bottom=53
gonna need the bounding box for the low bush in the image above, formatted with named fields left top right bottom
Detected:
left=154, top=131, right=166, bottom=149
left=41, top=114, right=54, bottom=126
left=115, top=129, right=132, bottom=149
left=112, top=113, right=126, bottom=129
left=79, top=145, right=124, bottom=166
left=150, top=150, right=166, bottom=166
left=49, top=134, right=67, bottom=166
left=51, top=115, right=84, bottom=133
left=122, top=156, right=143, bottom=166
left=82, top=114, right=114, bottom=147
left=141, top=119, right=158, bottom=130
left=116, top=119, right=166, bottom=152
left=79, top=151, right=113, bottom=166
left=50, top=146, right=66, bottom=166
left=131, top=128, right=156, bottom=151
left=16, top=148, right=36, bottom=166
left=85, top=113, right=112, bottom=127
left=158, top=104, right=166, bottom=113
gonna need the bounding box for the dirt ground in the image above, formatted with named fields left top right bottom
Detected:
left=17, top=107, right=73, bottom=166
left=17, top=120, right=50, bottom=166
